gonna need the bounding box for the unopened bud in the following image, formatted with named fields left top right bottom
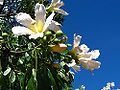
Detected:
left=52, top=63, right=60, bottom=68
left=52, top=44, right=67, bottom=52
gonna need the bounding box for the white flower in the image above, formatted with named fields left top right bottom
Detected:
left=47, top=0, right=68, bottom=15
left=0, top=0, right=3, bottom=5
left=110, top=82, right=115, bottom=88
left=12, top=3, right=61, bottom=39
left=71, top=34, right=101, bottom=72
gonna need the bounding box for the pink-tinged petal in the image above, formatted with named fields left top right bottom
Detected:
left=80, top=60, right=101, bottom=71
left=12, top=26, right=34, bottom=36
left=43, top=12, right=55, bottom=32
left=35, top=3, right=46, bottom=25
left=29, top=33, right=43, bottom=39
left=77, top=50, right=100, bottom=59
left=15, top=13, right=35, bottom=30
left=72, top=65, right=80, bottom=72
left=48, top=20, right=61, bottom=32
left=54, top=8, right=68, bottom=15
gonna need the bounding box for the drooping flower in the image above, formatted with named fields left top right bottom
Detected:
left=0, top=0, right=4, bottom=5
left=47, top=0, right=68, bottom=15
left=12, top=3, right=61, bottom=39
left=71, top=34, right=101, bottom=72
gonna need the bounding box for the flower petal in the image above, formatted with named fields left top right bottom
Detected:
left=79, top=44, right=89, bottom=53
left=52, top=0, right=60, bottom=5
left=15, top=13, right=35, bottom=30
left=35, top=3, right=46, bottom=25
left=90, top=50, right=100, bottom=59
left=43, top=12, right=55, bottom=32
left=67, top=60, right=76, bottom=67
left=29, top=33, right=43, bottom=39
left=80, top=60, right=101, bottom=71
left=48, top=20, right=61, bottom=32
left=72, top=65, right=80, bottom=72
left=55, top=1, right=64, bottom=8
left=12, top=26, right=34, bottom=36
left=73, top=34, right=82, bottom=48
left=54, top=8, right=68, bottom=15
left=77, top=50, right=100, bottom=60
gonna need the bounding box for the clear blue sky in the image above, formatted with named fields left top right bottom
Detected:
left=62, top=0, right=120, bottom=89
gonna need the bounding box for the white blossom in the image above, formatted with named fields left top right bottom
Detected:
left=47, top=0, right=68, bottom=15
left=71, top=34, right=101, bottom=72
left=12, top=3, right=61, bottom=39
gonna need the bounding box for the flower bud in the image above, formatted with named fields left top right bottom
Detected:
left=60, top=36, right=68, bottom=43
left=2, top=33, right=8, bottom=37
left=52, top=44, right=67, bottom=52
left=43, top=36, right=47, bottom=41
left=56, top=30, right=63, bottom=38
left=54, top=38, right=60, bottom=44
left=52, top=63, right=60, bottom=68
left=45, top=31, right=53, bottom=37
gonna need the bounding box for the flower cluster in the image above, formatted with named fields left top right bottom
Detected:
left=69, top=34, right=101, bottom=73
left=11, top=0, right=101, bottom=74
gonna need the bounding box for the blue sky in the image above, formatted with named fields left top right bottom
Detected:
left=62, top=0, right=120, bottom=89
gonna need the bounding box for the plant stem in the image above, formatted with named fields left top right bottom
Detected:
left=35, top=50, right=38, bottom=72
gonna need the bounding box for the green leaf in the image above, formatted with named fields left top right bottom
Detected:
left=9, top=71, right=16, bottom=83
left=48, top=69, right=58, bottom=90
left=27, top=76, right=35, bottom=90
left=27, top=69, right=37, bottom=90
left=3, top=67, right=11, bottom=76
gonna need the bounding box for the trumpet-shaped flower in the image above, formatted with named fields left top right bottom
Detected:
left=47, top=0, right=68, bottom=15
left=71, top=34, right=101, bottom=72
left=12, top=3, right=61, bottom=39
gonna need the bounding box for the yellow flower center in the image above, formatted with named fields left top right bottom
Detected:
left=31, top=20, right=44, bottom=33
left=36, top=21, right=44, bottom=33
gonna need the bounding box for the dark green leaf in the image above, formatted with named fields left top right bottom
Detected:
left=9, top=71, right=16, bottom=83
